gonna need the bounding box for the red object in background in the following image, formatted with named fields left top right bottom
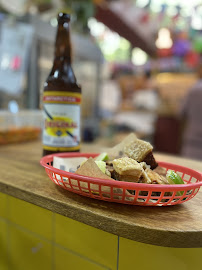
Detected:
left=139, top=12, right=149, bottom=24
left=157, top=48, right=172, bottom=57
left=10, top=56, right=22, bottom=71
left=185, top=51, right=200, bottom=68
left=153, top=116, right=181, bottom=155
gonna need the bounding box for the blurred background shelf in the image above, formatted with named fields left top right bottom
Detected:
left=0, top=0, right=202, bottom=158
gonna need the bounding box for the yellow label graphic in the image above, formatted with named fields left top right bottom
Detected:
left=45, top=116, right=77, bottom=138
left=42, top=92, right=80, bottom=149
left=43, top=145, right=80, bottom=151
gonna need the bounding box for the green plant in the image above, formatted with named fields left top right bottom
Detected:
left=63, top=0, right=95, bottom=32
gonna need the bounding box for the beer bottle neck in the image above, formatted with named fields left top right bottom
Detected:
left=51, top=58, right=76, bottom=83
left=54, top=22, right=72, bottom=62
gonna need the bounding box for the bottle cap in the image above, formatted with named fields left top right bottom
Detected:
left=58, top=13, right=71, bottom=23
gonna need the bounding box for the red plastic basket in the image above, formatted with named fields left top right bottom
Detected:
left=40, top=153, right=202, bottom=206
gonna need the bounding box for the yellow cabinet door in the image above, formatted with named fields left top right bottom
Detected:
left=54, top=245, right=108, bottom=270
left=119, top=237, right=202, bottom=270
left=9, top=225, right=52, bottom=270
left=55, top=214, right=118, bottom=270
left=8, top=196, right=53, bottom=241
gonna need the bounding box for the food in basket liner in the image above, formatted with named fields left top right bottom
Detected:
left=112, top=157, right=145, bottom=183
left=107, top=133, right=137, bottom=160
left=106, top=134, right=185, bottom=197
left=107, top=133, right=158, bottom=169
left=53, top=156, right=132, bottom=200
left=53, top=133, right=185, bottom=200
left=105, top=133, right=161, bottom=184
left=75, top=158, right=133, bottom=200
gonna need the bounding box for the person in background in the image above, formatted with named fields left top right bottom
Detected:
left=179, top=63, right=202, bottom=160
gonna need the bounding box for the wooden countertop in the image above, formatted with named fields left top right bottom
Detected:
left=0, top=140, right=202, bottom=248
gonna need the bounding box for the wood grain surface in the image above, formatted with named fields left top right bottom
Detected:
left=0, top=141, right=202, bottom=248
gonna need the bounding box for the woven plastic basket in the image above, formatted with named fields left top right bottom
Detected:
left=40, top=153, right=202, bottom=206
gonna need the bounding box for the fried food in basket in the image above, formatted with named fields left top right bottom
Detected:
left=124, top=139, right=158, bottom=169
left=144, top=169, right=169, bottom=185
left=72, top=133, right=184, bottom=191
left=112, top=157, right=143, bottom=182
left=153, top=166, right=167, bottom=177
left=107, top=133, right=158, bottom=169
left=76, top=157, right=112, bottom=180
left=75, top=157, right=132, bottom=200
left=107, top=133, right=137, bottom=159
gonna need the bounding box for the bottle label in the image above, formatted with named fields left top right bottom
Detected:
left=42, top=91, right=81, bottom=151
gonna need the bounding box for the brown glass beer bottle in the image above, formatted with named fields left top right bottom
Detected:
left=42, top=13, right=81, bottom=156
